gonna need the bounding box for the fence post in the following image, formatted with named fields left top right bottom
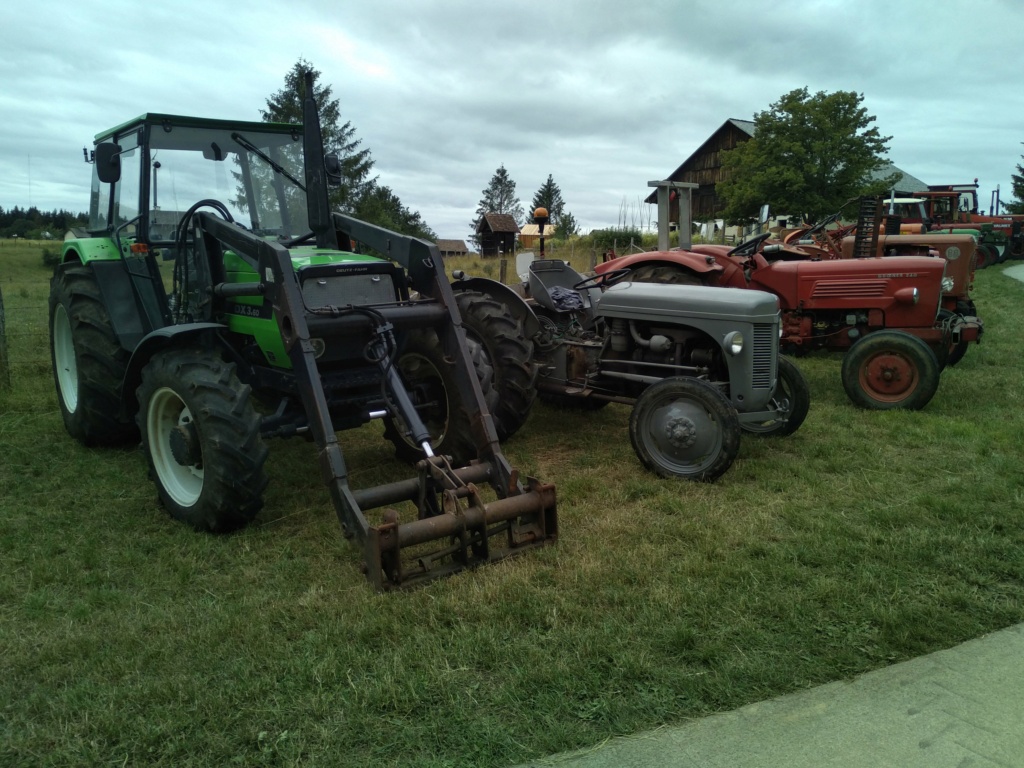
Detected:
left=0, top=286, right=10, bottom=391
left=499, top=257, right=507, bottom=284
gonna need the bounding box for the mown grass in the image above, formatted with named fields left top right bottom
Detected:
left=1, top=241, right=1023, bottom=767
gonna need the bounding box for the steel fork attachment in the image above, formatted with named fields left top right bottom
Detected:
left=194, top=213, right=557, bottom=590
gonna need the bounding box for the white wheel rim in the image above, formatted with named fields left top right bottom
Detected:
left=147, top=386, right=203, bottom=507
left=53, top=304, right=79, bottom=413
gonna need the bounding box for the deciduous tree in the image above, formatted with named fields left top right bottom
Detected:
left=717, top=88, right=894, bottom=224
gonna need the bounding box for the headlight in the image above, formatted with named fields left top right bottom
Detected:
left=724, top=331, right=744, bottom=356
left=941, top=276, right=954, bottom=293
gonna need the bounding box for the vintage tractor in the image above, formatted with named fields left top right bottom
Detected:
left=596, top=199, right=981, bottom=410
left=449, top=209, right=811, bottom=482
left=49, top=76, right=556, bottom=590
left=895, top=182, right=1024, bottom=263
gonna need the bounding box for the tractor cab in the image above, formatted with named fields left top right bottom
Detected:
left=87, top=115, right=312, bottom=249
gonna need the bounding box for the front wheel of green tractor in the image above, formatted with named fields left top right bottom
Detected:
left=841, top=330, right=940, bottom=411
left=629, top=377, right=741, bottom=481
left=741, top=356, right=811, bottom=437
left=48, top=262, right=137, bottom=446
left=382, top=330, right=480, bottom=466
left=455, top=289, right=537, bottom=441
left=137, top=348, right=268, bottom=532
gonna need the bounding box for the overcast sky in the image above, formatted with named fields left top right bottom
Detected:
left=2, top=0, right=1021, bottom=244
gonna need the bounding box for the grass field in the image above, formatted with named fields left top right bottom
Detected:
left=2, top=241, right=1023, bottom=767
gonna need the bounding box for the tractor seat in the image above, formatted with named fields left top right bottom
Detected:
left=527, top=259, right=599, bottom=313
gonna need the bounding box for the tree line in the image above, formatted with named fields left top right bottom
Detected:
left=0, top=206, right=87, bottom=240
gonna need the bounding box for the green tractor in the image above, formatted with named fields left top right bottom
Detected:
left=50, top=75, right=556, bottom=590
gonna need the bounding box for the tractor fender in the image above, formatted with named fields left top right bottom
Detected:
left=593, top=250, right=723, bottom=277
left=451, top=277, right=540, bottom=338
left=120, top=323, right=229, bottom=416
left=62, top=237, right=121, bottom=265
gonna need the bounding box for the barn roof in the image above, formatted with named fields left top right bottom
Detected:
left=478, top=213, right=520, bottom=234
left=436, top=239, right=468, bottom=253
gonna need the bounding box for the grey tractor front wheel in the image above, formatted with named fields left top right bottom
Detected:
left=629, top=377, right=741, bottom=481
left=741, top=356, right=811, bottom=437
left=841, top=330, right=940, bottom=411
left=137, top=348, right=268, bottom=532
left=48, top=262, right=137, bottom=446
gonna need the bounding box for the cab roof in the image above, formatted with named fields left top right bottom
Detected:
left=94, top=113, right=299, bottom=143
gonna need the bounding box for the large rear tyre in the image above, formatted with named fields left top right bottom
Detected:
left=741, top=356, right=810, bottom=437
left=48, top=262, right=137, bottom=446
left=627, top=264, right=710, bottom=285
left=137, top=348, right=268, bottom=532
left=454, top=289, right=537, bottom=441
left=629, top=377, right=741, bottom=482
left=383, top=331, right=479, bottom=466
left=841, top=331, right=940, bottom=411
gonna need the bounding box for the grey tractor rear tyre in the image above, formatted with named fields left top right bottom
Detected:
left=455, top=289, right=537, bottom=440
left=137, top=348, right=268, bottom=532
left=383, top=330, right=481, bottom=466
left=741, top=356, right=810, bottom=437
left=629, top=377, right=741, bottom=482
left=48, top=262, right=137, bottom=446
left=841, top=331, right=940, bottom=411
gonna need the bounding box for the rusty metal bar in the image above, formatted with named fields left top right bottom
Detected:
left=352, top=462, right=494, bottom=510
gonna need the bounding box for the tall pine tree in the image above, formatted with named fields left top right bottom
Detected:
left=1005, top=144, right=1024, bottom=214
left=528, top=174, right=578, bottom=237
left=529, top=175, right=565, bottom=224
left=471, top=165, right=523, bottom=241
left=261, top=58, right=374, bottom=213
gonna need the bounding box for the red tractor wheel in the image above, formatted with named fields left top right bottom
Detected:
left=841, top=331, right=940, bottom=411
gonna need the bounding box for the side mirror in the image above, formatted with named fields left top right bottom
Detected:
left=94, top=143, right=121, bottom=183
left=324, top=152, right=341, bottom=186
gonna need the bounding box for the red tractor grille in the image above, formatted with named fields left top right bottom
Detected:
left=811, top=280, right=888, bottom=299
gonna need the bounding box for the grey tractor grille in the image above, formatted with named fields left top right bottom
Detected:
left=751, top=323, right=775, bottom=389
left=301, top=273, right=396, bottom=311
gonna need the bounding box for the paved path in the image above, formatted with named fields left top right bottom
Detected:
left=1003, top=263, right=1024, bottom=283
left=519, top=624, right=1024, bottom=767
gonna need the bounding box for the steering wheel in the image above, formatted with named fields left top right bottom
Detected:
left=573, top=268, right=632, bottom=291
left=727, top=231, right=771, bottom=258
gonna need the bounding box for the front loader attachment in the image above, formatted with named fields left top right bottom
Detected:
left=193, top=213, right=557, bottom=590
left=359, top=459, right=556, bottom=590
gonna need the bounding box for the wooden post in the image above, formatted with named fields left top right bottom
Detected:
left=499, top=257, right=507, bottom=284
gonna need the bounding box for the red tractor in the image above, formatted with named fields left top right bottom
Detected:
left=896, top=182, right=1024, bottom=264
left=596, top=203, right=981, bottom=411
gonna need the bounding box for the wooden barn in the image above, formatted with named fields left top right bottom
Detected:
left=647, top=119, right=928, bottom=225
left=436, top=239, right=469, bottom=257
left=518, top=223, right=553, bottom=249
left=645, top=119, right=755, bottom=222
left=475, top=213, right=519, bottom=257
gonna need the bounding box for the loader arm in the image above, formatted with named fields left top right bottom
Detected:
left=192, top=212, right=557, bottom=589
